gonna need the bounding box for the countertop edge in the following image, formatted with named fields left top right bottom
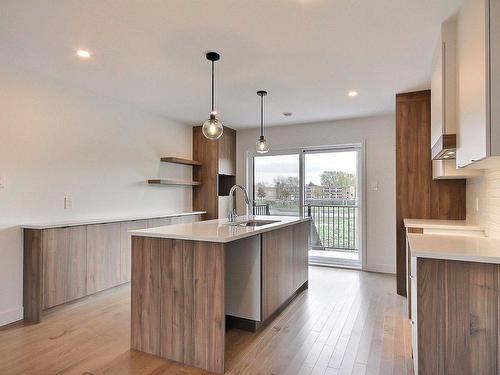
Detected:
left=22, top=211, right=207, bottom=229
left=408, top=233, right=500, bottom=265
left=403, top=218, right=484, bottom=231
left=129, top=217, right=311, bottom=243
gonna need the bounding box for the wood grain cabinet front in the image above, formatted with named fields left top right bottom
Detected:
left=86, top=222, right=122, bottom=295
left=262, top=221, right=310, bottom=321
left=42, top=226, right=87, bottom=309
left=416, top=258, right=499, bottom=375
left=120, top=220, right=148, bottom=283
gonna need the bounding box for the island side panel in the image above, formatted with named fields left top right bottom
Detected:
left=131, top=236, right=225, bottom=374
left=130, top=236, right=161, bottom=356
left=192, top=240, right=225, bottom=373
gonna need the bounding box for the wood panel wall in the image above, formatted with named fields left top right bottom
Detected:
left=396, top=90, right=466, bottom=295
left=193, top=125, right=236, bottom=220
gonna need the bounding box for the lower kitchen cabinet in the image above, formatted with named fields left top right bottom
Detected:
left=42, top=226, right=87, bottom=309
left=120, top=220, right=149, bottom=283
left=23, top=213, right=202, bottom=323
left=262, top=221, right=310, bottom=321
left=412, top=258, right=499, bottom=375
left=86, top=222, right=122, bottom=295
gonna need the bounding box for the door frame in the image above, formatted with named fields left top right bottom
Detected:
left=247, top=142, right=366, bottom=271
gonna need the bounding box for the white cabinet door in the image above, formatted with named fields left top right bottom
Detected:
left=456, top=0, right=489, bottom=167
left=431, top=38, right=444, bottom=148
left=490, top=0, right=500, bottom=155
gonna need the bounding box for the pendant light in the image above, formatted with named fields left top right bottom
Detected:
left=255, top=90, right=270, bottom=153
left=202, top=52, right=224, bottom=140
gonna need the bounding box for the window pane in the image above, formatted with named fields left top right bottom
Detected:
left=253, top=154, right=299, bottom=216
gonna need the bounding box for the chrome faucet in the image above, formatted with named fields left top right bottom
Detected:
left=228, top=184, right=251, bottom=222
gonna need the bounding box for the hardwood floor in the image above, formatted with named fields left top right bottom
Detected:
left=0, top=266, right=413, bottom=375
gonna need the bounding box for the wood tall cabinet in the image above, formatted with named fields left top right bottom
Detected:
left=261, top=221, right=310, bottom=321
left=395, top=91, right=466, bottom=295
left=23, top=214, right=201, bottom=323
left=193, top=126, right=236, bottom=220
left=414, top=258, right=499, bottom=375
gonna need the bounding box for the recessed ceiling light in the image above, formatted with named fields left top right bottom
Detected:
left=76, top=49, right=91, bottom=59
left=283, top=112, right=293, bottom=117
left=348, top=91, right=358, bottom=97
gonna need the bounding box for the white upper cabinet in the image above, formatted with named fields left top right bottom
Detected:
left=431, top=15, right=483, bottom=179
left=431, top=16, right=457, bottom=147
left=456, top=0, right=500, bottom=169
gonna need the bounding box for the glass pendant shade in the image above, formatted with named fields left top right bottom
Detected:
left=202, top=52, right=223, bottom=140
left=256, top=135, right=270, bottom=154
left=202, top=113, right=224, bottom=140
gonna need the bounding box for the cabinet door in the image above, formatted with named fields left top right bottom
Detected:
left=456, top=0, right=488, bottom=167
left=147, top=217, right=172, bottom=228
left=218, top=127, right=236, bottom=176
left=120, top=220, right=148, bottom=283
left=261, top=226, right=293, bottom=320
left=86, top=223, right=122, bottom=294
left=431, top=37, right=444, bottom=147
left=42, top=226, right=87, bottom=309
left=292, top=221, right=309, bottom=292
left=491, top=0, right=500, bottom=155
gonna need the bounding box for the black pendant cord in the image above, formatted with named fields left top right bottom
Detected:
left=260, top=95, right=264, bottom=137
left=211, top=60, right=215, bottom=113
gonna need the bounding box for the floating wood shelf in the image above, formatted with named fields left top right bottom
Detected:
left=160, top=157, right=202, bottom=166
left=147, top=179, right=201, bottom=186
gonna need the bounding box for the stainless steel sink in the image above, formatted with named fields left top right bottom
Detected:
left=230, top=220, right=279, bottom=227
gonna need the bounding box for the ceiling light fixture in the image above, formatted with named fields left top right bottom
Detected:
left=255, top=90, right=270, bottom=154
left=201, top=52, right=224, bottom=140
left=348, top=91, right=359, bottom=97
left=76, top=49, right=91, bottom=59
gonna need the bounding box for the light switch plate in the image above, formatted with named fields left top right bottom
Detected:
left=370, top=181, right=379, bottom=191
left=64, top=197, right=73, bottom=209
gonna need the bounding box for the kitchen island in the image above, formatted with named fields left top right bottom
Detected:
left=129, top=215, right=310, bottom=373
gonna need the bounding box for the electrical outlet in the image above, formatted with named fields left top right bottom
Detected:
left=64, top=197, right=73, bottom=209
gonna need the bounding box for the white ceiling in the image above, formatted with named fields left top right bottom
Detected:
left=0, top=0, right=463, bottom=128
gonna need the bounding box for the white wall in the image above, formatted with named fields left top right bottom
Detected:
left=466, top=169, right=500, bottom=237
left=236, top=115, right=396, bottom=274
left=0, top=64, right=194, bottom=326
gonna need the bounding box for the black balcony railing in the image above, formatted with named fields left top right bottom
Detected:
left=253, top=203, right=270, bottom=215
left=306, top=204, right=358, bottom=251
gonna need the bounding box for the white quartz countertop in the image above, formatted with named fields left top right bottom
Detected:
left=403, top=218, right=483, bottom=231
left=408, top=233, right=500, bottom=264
left=22, top=211, right=206, bottom=229
left=129, top=215, right=310, bottom=243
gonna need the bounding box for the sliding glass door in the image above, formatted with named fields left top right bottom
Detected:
left=304, top=147, right=361, bottom=268
left=251, top=145, right=363, bottom=268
